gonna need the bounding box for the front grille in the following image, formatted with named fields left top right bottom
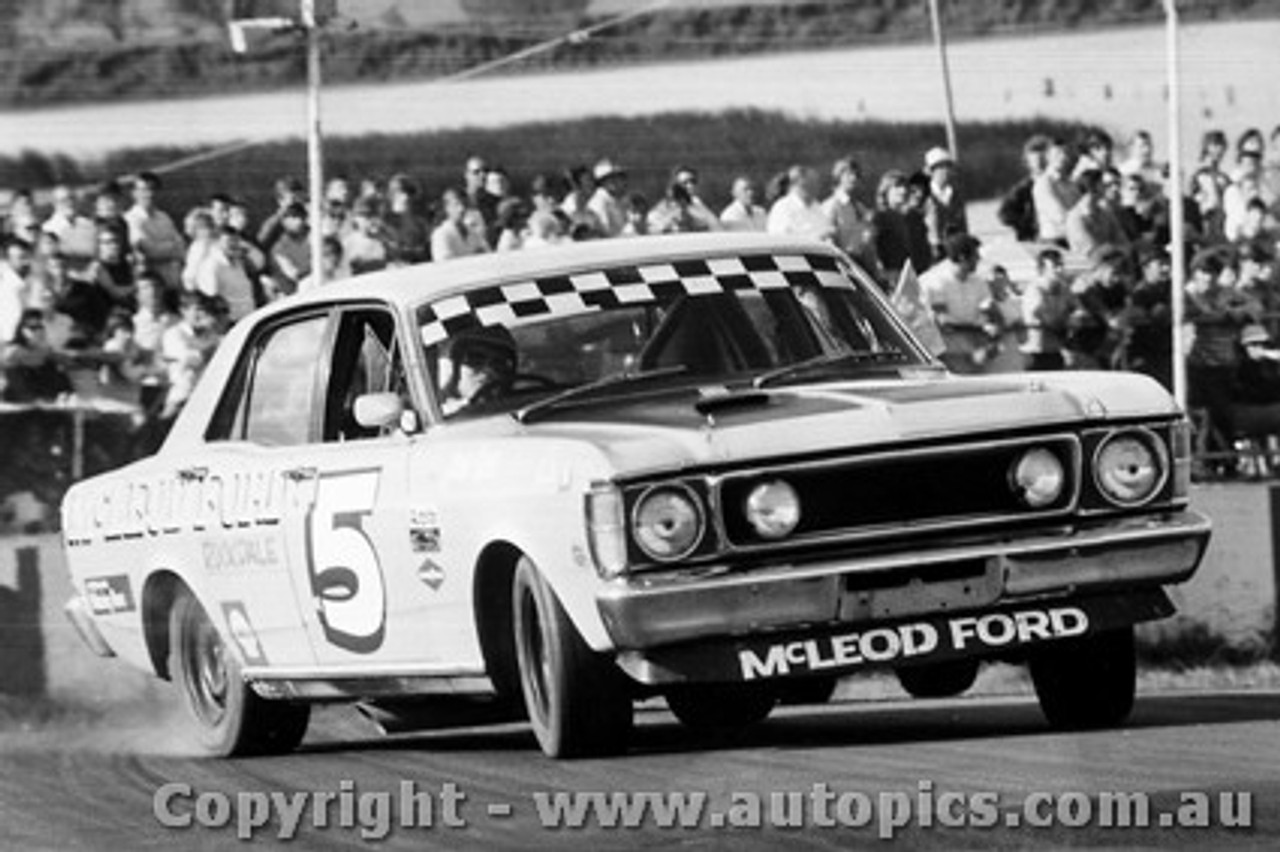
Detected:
left=718, top=435, right=1080, bottom=549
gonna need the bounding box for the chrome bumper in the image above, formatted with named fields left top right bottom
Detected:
left=596, top=510, right=1211, bottom=650
left=64, top=595, right=116, bottom=658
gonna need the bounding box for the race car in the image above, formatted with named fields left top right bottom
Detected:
left=60, top=232, right=1210, bottom=758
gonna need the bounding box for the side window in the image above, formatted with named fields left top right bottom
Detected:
left=216, top=316, right=328, bottom=446
left=324, top=309, right=409, bottom=442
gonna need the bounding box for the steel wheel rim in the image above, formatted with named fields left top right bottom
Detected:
left=184, top=611, right=229, bottom=727
left=518, top=585, right=551, bottom=724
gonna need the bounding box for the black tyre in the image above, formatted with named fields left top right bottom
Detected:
left=896, top=658, right=980, bottom=699
left=168, top=588, right=310, bottom=757
left=1030, top=626, right=1136, bottom=730
left=666, top=683, right=778, bottom=732
left=512, top=557, right=633, bottom=758
left=777, top=677, right=839, bottom=706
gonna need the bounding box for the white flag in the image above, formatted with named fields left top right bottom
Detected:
left=891, top=262, right=946, bottom=356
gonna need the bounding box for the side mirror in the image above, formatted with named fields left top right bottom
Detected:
left=353, top=392, right=410, bottom=431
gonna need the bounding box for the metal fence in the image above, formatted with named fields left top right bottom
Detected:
left=0, top=406, right=138, bottom=535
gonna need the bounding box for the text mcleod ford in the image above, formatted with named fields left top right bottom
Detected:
left=738, top=606, right=1089, bottom=679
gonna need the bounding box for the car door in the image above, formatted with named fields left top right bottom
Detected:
left=276, top=304, right=452, bottom=671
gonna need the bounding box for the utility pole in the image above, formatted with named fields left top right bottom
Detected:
left=226, top=1, right=332, bottom=285
left=302, top=0, right=326, bottom=287
left=1164, top=0, right=1187, bottom=410
left=927, top=0, right=959, bottom=159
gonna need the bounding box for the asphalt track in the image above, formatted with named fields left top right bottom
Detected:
left=1, top=689, right=1277, bottom=850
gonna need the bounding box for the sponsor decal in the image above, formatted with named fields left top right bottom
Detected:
left=409, top=507, right=440, bottom=553
left=84, top=574, right=135, bottom=615
left=201, top=534, right=283, bottom=573
left=221, top=602, right=268, bottom=667
left=62, top=466, right=321, bottom=547
left=738, top=605, right=1089, bottom=680
left=417, top=558, right=446, bottom=590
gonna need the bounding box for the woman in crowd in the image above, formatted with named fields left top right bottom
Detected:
left=870, top=170, right=915, bottom=289
left=0, top=308, right=73, bottom=403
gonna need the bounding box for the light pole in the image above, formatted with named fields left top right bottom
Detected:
left=927, top=0, right=959, bottom=159
left=302, top=0, right=326, bottom=287
left=1164, top=0, right=1188, bottom=410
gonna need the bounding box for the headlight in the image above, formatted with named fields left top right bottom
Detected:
left=744, top=480, right=801, bottom=539
left=1009, top=448, right=1066, bottom=508
left=1094, top=430, right=1164, bottom=507
left=632, top=484, right=705, bottom=562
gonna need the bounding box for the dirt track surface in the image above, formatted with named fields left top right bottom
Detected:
left=1, top=690, right=1277, bottom=850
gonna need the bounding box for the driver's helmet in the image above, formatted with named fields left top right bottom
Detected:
left=446, top=324, right=518, bottom=376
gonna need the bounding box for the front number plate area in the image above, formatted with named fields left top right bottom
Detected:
left=838, top=557, right=1002, bottom=622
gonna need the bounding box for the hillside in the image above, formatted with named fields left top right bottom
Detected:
left=2, top=0, right=1277, bottom=108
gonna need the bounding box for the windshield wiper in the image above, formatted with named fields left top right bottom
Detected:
left=752, top=349, right=910, bottom=389
left=516, top=365, right=689, bottom=424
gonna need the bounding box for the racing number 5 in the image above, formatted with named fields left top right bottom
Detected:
left=306, top=470, right=386, bottom=653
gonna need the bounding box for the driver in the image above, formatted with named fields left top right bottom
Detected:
left=438, top=325, right=518, bottom=415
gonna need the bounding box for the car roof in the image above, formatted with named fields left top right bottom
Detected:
left=269, top=232, right=843, bottom=316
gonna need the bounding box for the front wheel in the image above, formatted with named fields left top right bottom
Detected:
left=512, top=557, right=633, bottom=758
left=896, top=659, right=980, bottom=699
left=666, top=683, right=778, bottom=732
left=1029, top=626, right=1136, bottom=730
left=168, top=588, right=310, bottom=756
left=777, top=677, right=838, bottom=706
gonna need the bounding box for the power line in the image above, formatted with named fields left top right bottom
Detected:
left=145, top=0, right=669, bottom=179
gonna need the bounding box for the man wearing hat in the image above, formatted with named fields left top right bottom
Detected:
left=588, top=159, right=629, bottom=237
left=1231, top=323, right=1280, bottom=454
left=1236, top=323, right=1280, bottom=396
left=922, top=147, right=968, bottom=263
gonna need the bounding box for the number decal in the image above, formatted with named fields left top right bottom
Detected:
left=305, top=470, right=385, bottom=653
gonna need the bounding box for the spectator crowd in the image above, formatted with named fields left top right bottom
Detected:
left=2, top=123, right=1280, bottom=474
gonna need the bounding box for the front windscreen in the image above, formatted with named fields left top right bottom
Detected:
left=414, top=251, right=929, bottom=419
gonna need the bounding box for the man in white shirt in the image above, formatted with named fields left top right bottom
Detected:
left=719, top=176, right=767, bottom=231
left=1032, top=140, right=1081, bottom=247
left=919, top=233, right=992, bottom=374
left=587, top=159, right=629, bottom=237
left=767, top=165, right=834, bottom=242
left=432, top=188, right=491, bottom=262
left=195, top=227, right=259, bottom=323
left=41, top=185, right=97, bottom=262
left=0, top=237, right=33, bottom=342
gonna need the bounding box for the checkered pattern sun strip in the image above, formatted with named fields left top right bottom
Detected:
left=418, top=252, right=848, bottom=347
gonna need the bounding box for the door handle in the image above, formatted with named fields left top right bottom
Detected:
left=177, top=465, right=208, bottom=481
left=284, top=466, right=318, bottom=482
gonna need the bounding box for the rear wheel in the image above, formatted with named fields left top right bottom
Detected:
left=512, top=557, right=632, bottom=757
left=666, top=683, right=778, bottom=732
left=1030, top=626, right=1136, bottom=730
left=168, top=588, right=309, bottom=756
left=896, top=659, right=980, bottom=699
